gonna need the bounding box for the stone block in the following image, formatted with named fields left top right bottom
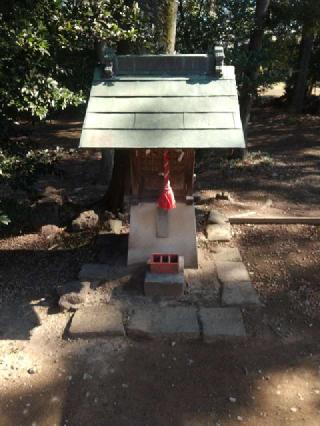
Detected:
left=213, top=247, right=242, bottom=262
left=127, top=307, right=199, bottom=340
left=72, top=210, right=99, bottom=232
left=216, top=261, right=250, bottom=284
left=208, top=210, right=229, bottom=225
left=199, top=307, right=246, bottom=342
left=144, top=271, right=184, bottom=298
left=68, top=305, right=124, bottom=338
left=222, top=281, right=261, bottom=307
left=206, top=223, right=232, bottom=241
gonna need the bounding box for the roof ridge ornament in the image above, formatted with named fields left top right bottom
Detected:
left=103, top=48, right=116, bottom=79
left=214, top=46, right=225, bottom=77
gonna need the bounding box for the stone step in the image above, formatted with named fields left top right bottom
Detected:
left=215, top=260, right=261, bottom=307
left=127, top=306, right=199, bottom=340
left=68, top=305, right=125, bottom=338
left=199, top=307, right=246, bottom=342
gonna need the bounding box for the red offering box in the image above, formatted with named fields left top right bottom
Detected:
left=149, top=253, right=180, bottom=274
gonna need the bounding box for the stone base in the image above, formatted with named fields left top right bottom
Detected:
left=128, top=202, right=198, bottom=268
left=144, top=271, right=184, bottom=298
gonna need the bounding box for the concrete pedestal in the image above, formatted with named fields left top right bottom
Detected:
left=128, top=202, right=198, bottom=268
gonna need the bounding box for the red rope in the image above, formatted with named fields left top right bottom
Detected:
left=158, top=150, right=176, bottom=210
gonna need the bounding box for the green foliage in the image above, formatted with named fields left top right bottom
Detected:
left=0, top=0, right=150, bottom=128
left=0, top=137, right=64, bottom=189
left=0, top=211, right=10, bottom=226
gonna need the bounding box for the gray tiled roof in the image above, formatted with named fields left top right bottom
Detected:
left=80, top=55, right=245, bottom=149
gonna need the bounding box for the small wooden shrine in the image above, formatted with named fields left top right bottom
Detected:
left=80, top=47, right=245, bottom=271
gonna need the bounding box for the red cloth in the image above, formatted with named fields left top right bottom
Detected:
left=158, top=150, right=176, bottom=210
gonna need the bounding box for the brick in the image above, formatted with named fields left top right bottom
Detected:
left=144, top=271, right=184, bottom=298
left=199, top=307, right=246, bottom=342
left=68, top=305, right=124, bottom=338
left=127, top=307, right=199, bottom=340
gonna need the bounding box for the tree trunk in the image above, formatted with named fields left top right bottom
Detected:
left=163, top=0, right=178, bottom=53
left=290, top=26, right=314, bottom=114
left=239, top=0, right=270, bottom=145
left=101, top=149, right=130, bottom=213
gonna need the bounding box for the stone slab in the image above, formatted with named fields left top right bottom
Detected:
left=144, top=271, right=184, bottom=298
left=127, top=307, right=199, bottom=340
left=222, top=281, right=261, bottom=307
left=213, top=247, right=242, bottom=263
left=215, top=261, right=250, bottom=284
left=208, top=210, right=229, bottom=225
left=199, top=307, right=246, bottom=342
left=128, top=202, right=198, bottom=268
left=206, top=223, right=232, bottom=241
left=68, top=305, right=125, bottom=338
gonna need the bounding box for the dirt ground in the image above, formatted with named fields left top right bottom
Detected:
left=0, top=103, right=320, bottom=425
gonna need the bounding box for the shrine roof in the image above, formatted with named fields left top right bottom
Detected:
left=79, top=54, right=245, bottom=149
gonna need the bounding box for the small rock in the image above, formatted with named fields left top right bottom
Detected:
left=72, top=210, right=99, bottom=232
left=229, top=397, right=237, bottom=403
left=27, top=367, right=37, bottom=375
left=237, top=416, right=243, bottom=422
left=215, top=192, right=230, bottom=201
left=290, top=407, right=297, bottom=413
left=40, top=224, right=64, bottom=239
left=122, top=383, right=129, bottom=388
left=107, top=219, right=122, bottom=234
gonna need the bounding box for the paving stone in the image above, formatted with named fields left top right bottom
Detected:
left=144, top=271, right=184, bottom=298
left=213, top=247, right=242, bottom=262
left=206, top=223, right=232, bottom=241
left=216, top=261, right=250, bottom=284
left=222, top=281, right=261, bottom=307
left=199, top=307, right=246, bottom=342
left=127, top=306, right=200, bottom=340
left=68, top=305, right=125, bottom=338
left=79, top=264, right=111, bottom=281
left=208, top=210, right=229, bottom=225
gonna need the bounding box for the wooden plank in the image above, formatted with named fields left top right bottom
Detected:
left=184, top=113, right=234, bottom=129
left=83, top=113, right=135, bottom=129
left=87, top=96, right=240, bottom=113
left=229, top=216, right=320, bottom=225
left=79, top=129, right=245, bottom=149
left=90, top=80, right=237, bottom=97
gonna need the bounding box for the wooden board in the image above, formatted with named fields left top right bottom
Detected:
left=83, top=112, right=237, bottom=130
left=86, top=96, right=240, bottom=113
left=80, top=129, right=245, bottom=149
left=90, top=79, right=237, bottom=97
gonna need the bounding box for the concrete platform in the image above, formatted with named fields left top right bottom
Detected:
left=144, top=271, right=184, bottom=298
left=68, top=305, right=125, bottom=338
left=127, top=306, right=200, bottom=340
left=128, top=202, right=198, bottom=268
left=213, top=247, right=242, bottom=262
left=199, top=307, right=246, bottom=342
